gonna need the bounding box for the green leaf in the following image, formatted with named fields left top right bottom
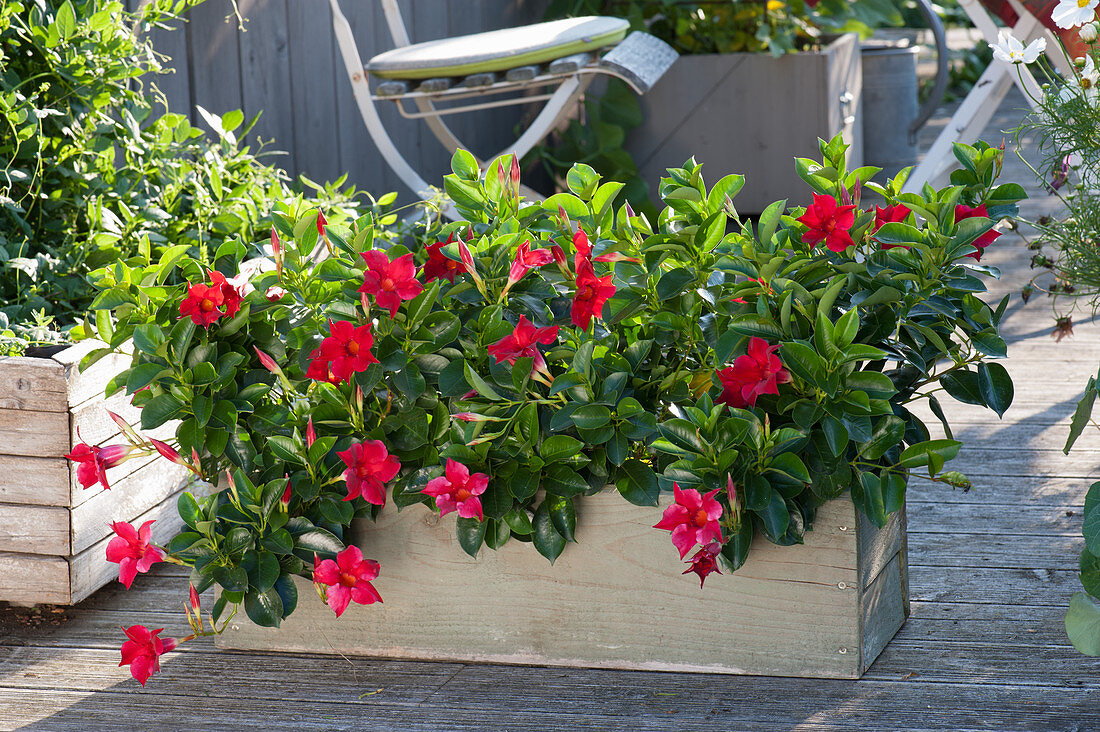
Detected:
left=55, top=0, right=76, bottom=39
left=503, top=508, right=534, bottom=535
left=1084, top=482, right=1100, bottom=556
left=821, top=416, right=848, bottom=457
left=1065, top=592, right=1100, bottom=656
left=857, top=471, right=888, bottom=527
left=463, top=362, right=503, bottom=401
left=274, top=574, right=298, bottom=619
left=657, top=419, right=706, bottom=453
left=656, top=267, right=695, bottom=301
left=717, top=520, right=753, bottom=572
left=294, top=527, right=344, bottom=557
left=140, top=394, right=184, bottom=429
left=1081, top=549, right=1100, bottom=598
left=546, top=494, right=577, bottom=542
left=178, top=493, right=202, bottom=532
left=860, top=416, right=906, bottom=460
left=766, top=453, right=810, bottom=484
left=132, top=324, right=166, bottom=355
left=540, top=435, right=584, bottom=463
left=245, top=587, right=284, bottom=628
left=756, top=491, right=790, bottom=541
left=941, top=370, right=984, bottom=406
left=780, top=342, right=829, bottom=390
left=977, top=362, right=1013, bottom=418
left=572, top=404, right=611, bottom=429
left=615, top=459, right=659, bottom=506
left=533, top=501, right=567, bottom=563
left=450, top=149, right=480, bottom=179
left=456, top=516, right=487, bottom=558
left=1066, top=386, right=1098, bottom=454
left=898, top=439, right=962, bottom=471
left=543, top=465, right=588, bottom=496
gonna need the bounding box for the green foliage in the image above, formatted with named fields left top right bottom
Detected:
left=99, top=136, right=1020, bottom=625
left=0, top=0, right=361, bottom=352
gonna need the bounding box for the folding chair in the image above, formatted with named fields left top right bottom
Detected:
left=903, top=0, right=1073, bottom=193
left=328, top=0, right=678, bottom=219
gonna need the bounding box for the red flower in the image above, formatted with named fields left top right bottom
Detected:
left=683, top=542, right=723, bottom=588
left=422, top=234, right=463, bottom=283
left=178, top=280, right=226, bottom=328
left=954, top=204, right=1001, bottom=260
left=797, top=193, right=857, bottom=253
left=486, top=315, right=558, bottom=373
left=119, top=625, right=177, bottom=686
left=209, top=270, right=243, bottom=318
left=307, top=320, right=378, bottom=384
left=313, top=545, right=382, bottom=617
left=573, top=228, right=592, bottom=271
left=716, top=336, right=791, bottom=408
left=653, top=483, right=725, bottom=559
left=359, top=251, right=424, bottom=318
left=507, top=240, right=554, bottom=286
left=265, top=285, right=286, bottom=301
left=106, top=520, right=165, bottom=589
left=65, top=442, right=133, bottom=490
left=316, top=209, right=328, bottom=236
left=338, top=440, right=401, bottom=505
left=422, top=459, right=489, bottom=520
left=571, top=258, right=616, bottom=330
left=872, top=204, right=912, bottom=249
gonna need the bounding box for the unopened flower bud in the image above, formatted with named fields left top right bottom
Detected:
left=306, top=417, right=317, bottom=448
left=1082, top=23, right=1098, bottom=43
left=254, top=347, right=281, bottom=375
left=316, top=210, right=328, bottom=236
left=265, top=285, right=286, bottom=301
left=189, top=584, right=201, bottom=613
left=280, top=476, right=292, bottom=511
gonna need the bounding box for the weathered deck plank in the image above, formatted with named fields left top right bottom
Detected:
left=0, top=89, right=1098, bottom=731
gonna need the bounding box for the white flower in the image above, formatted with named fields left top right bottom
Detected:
left=1081, top=22, right=1099, bottom=41
left=1058, top=55, right=1100, bottom=104
left=990, top=32, right=1047, bottom=64
left=1052, top=0, right=1100, bottom=30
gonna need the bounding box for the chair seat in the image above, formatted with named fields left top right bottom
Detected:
left=366, top=16, right=629, bottom=81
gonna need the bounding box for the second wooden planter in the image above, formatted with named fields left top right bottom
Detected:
left=219, top=492, right=908, bottom=678
left=0, top=341, right=191, bottom=605
left=625, top=34, right=863, bottom=214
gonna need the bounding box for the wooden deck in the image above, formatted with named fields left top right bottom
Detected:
left=2, top=91, right=1099, bottom=731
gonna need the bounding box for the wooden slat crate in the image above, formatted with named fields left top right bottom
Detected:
left=219, top=493, right=908, bottom=678
left=0, top=341, right=191, bottom=605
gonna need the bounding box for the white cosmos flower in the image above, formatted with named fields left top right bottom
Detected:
left=991, top=32, right=1046, bottom=64
left=1082, top=22, right=1099, bottom=42
left=1058, top=55, right=1100, bottom=104
left=1052, top=0, right=1100, bottom=30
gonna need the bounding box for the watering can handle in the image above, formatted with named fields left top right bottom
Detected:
left=908, top=0, right=950, bottom=145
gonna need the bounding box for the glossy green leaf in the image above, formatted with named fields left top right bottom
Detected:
left=245, top=587, right=284, bottom=628
left=533, top=501, right=566, bottom=564
left=977, top=362, right=1013, bottom=418
left=615, top=458, right=659, bottom=506
left=1066, top=592, right=1100, bottom=656
left=456, top=516, right=487, bottom=558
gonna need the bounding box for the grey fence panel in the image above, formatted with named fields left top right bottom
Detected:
left=140, top=0, right=548, bottom=200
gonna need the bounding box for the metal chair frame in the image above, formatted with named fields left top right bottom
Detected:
left=329, top=0, right=676, bottom=218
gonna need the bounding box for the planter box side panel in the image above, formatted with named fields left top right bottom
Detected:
left=218, top=496, right=907, bottom=678
left=626, top=34, right=862, bottom=213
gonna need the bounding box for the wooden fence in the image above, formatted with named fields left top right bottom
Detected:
left=138, top=0, right=547, bottom=199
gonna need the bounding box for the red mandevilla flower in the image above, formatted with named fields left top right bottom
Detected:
left=106, top=520, right=165, bottom=589
left=683, top=541, right=723, bottom=588
left=422, top=234, right=464, bottom=283
left=571, top=258, right=615, bottom=331
left=797, top=192, right=857, bottom=253
left=954, top=204, right=1002, bottom=260
left=359, top=251, right=424, bottom=318
left=313, top=546, right=382, bottom=617
left=716, top=336, right=791, bottom=408
left=65, top=442, right=133, bottom=490
left=486, top=315, right=558, bottom=373
left=178, top=280, right=226, bottom=328
left=507, top=240, right=554, bottom=285
left=209, top=270, right=243, bottom=318
left=653, top=483, right=725, bottom=559
left=337, top=440, right=401, bottom=505
left=422, top=459, right=490, bottom=520
left=119, top=625, right=177, bottom=686
left=307, top=320, right=379, bottom=384
left=872, top=204, right=912, bottom=249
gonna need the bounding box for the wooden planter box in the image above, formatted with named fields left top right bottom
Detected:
left=219, top=492, right=908, bottom=678
left=625, top=34, right=863, bottom=214
left=0, top=341, right=190, bottom=605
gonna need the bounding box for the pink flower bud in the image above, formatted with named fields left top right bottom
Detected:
left=265, top=285, right=286, bottom=301
left=510, top=154, right=521, bottom=189
left=148, top=438, right=183, bottom=465
left=726, top=474, right=739, bottom=511
left=624, top=201, right=635, bottom=218
left=558, top=205, right=570, bottom=229
left=306, top=417, right=317, bottom=448
left=280, top=475, right=292, bottom=510
left=189, top=584, right=201, bottom=613
left=453, top=412, right=485, bottom=422
left=270, top=226, right=281, bottom=256
left=254, top=347, right=281, bottom=374
left=316, top=210, right=328, bottom=236
left=551, top=245, right=567, bottom=267
left=107, top=410, right=135, bottom=435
